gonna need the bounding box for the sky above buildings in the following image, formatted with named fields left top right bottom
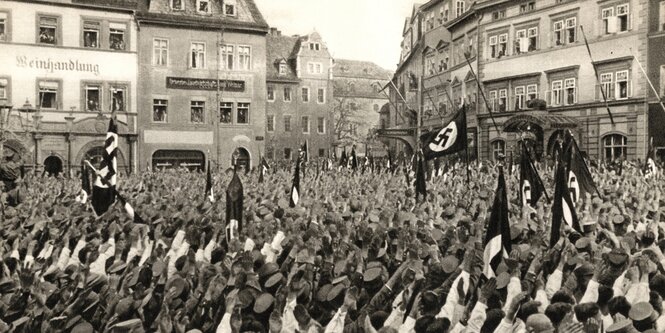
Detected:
left=254, top=0, right=412, bottom=72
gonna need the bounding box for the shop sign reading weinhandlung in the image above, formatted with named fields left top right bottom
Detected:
left=166, top=77, right=245, bottom=92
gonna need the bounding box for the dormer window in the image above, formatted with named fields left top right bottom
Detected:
left=197, top=0, right=209, bottom=13
left=279, top=62, right=287, bottom=75
left=225, top=0, right=236, bottom=16
left=171, top=0, right=184, bottom=10
left=309, top=42, right=320, bottom=51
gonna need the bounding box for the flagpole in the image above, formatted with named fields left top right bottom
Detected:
left=523, top=139, right=550, bottom=203
left=629, top=47, right=665, bottom=114
left=463, top=52, right=500, bottom=134
left=580, top=25, right=615, bottom=126
left=569, top=130, right=603, bottom=198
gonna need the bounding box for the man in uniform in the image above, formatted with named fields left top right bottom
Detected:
left=0, top=149, right=22, bottom=206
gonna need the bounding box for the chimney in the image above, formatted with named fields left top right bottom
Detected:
left=269, top=27, right=277, bottom=35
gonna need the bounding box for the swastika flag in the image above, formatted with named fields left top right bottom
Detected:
left=420, top=106, right=467, bottom=161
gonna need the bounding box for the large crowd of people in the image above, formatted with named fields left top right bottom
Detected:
left=0, top=152, right=664, bottom=333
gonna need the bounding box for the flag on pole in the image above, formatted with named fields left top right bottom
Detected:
left=226, top=170, right=244, bottom=241
left=551, top=160, right=581, bottom=247
left=519, top=142, right=545, bottom=208
left=645, top=137, right=658, bottom=178
left=415, top=153, right=427, bottom=200
left=564, top=133, right=598, bottom=204
left=205, top=164, right=215, bottom=202
left=483, top=166, right=511, bottom=278
left=75, top=162, right=91, bottom=204
left=351, top=146, right=358, bottom=170
left=259, top=156, right=270, bottom=183
left=387, top=151, right=394, bottom=173
left=289, top=155, right=300, bottom=207
left=420, top=106, right=467, bottom=160
left=90, top=118, right=118, bottom=216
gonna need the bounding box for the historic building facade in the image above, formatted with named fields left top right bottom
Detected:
left=264, top=29, right=333, bottom=161
left=647, top=1, right=665, bottom=158
left=0, top=0, right=139, bottom=175
left=135, top=0, right=268, bottom=171
left=381, top=0, right=654, bottom=162
left=332, top=59, right=391, bottom=157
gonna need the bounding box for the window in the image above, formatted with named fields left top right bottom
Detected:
left=267, top=86, right=275, bottom=101
left=551, top=80, right=563, bottom=106
left=615, top=4, right=629, bottom=33
left=456, top=0, right=465, bottom=17
left=220, top=102, right=232, bottom=124
left=554, top=21, right=564, bottom=46
left=83, top=21, right=100, bottom=48
left=566, top=18, right=577, bottom=43
left=515, top=29, right=526, bottom=54
left=221, top=45, right=234, bottom=70
left=492, top=140, right=506, bottom=160
left=237, top=103, right=249, bottom=124
left=307, top=62, right=323, bottom=74
left=309, top=42, right=320, bottom=50
left=527, top=28, right=538, bottom=51
left=190, top=101, right=205, bottom=123
left=267, top=115, right=274, bottom=132
left=317, top=117, right=325, bottom=134
left=0, top=12, right=7, bottom=42
left=0, top=79, right=7, bottom=100
left=38, top=81, right=58, bottom=109
left=284, top=87, right=292, bottom=102
left=317, top=88, right=325, bottom=103
left=153, top=38, right=168, bottom=66
left=492, top=10, right=505, bottom=21
left=443, top=5, right=449, bottom=22
left=616, top=70, right=629, bottom=99
left=109, top=23, right=126, bottom=50
left=318, top=149, right=325, bottom=157
left=498, top=34, right=507, bottom=57
left=520, top=2, right=535, bottom=13
left=279, top=63, right=287, bottom=75
left=85, top=84, right=101, bottom=111
left=564, top=78, right=576, bottom=104
left=266, top=148, right=274, bottom=160
left=225, top=2, right=236, bottom=16
left=38, top=16, right=58, bottom=45
left=660, top=1, right=665, bottom=31
left=600, top=73, right=614, bottom=99
left=110, top=86, right=125, bottom=112
left=603, top=134, right=627, bottom=160
left=171, top=0, right=184, bottom=10
left=301, top=87, right=310, bottom=102
left=197, top=0, right=209, bottom=13
left=489, top=36, right=498, bottom=58
left=190, top=42, right=205, bottom=69
left=153, top=99, right=168, bottom=122
left=301, top=116, right=310, bottom=134
left=238, top=46, right=251, bottom=70
left=284, top=115, right=292, bottom=132
left=527, top=84, right=538, bottom=101
left=602, top=7, right=615, bottom=34
left=514, top=86, right=525, bottom=110
left=284, top=148, right=292, bottom=160
left=489, top=90, right=497, bottom=111
left=498, top=89, right=507, bottom=111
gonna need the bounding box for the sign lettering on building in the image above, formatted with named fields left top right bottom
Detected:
left=166, top=77, right=245, bottom=92
left=16, top=56, right=100, bottom=75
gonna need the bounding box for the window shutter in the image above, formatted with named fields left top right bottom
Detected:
left=607, top=16, right=618, bottom=33
left=519, top=38, right=529, bottom=52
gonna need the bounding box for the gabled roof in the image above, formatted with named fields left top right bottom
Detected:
left=422, top=45, right=436, bottom=55
left=333, top=59, right=393, bottom=80
left=435, top=40, right=449, bottom=50
left=403, top=17, right=412, bottom=35
left=451, top=76, right=461, bottom=86
left=266, top=34, right=300, bottom=82
left=464, top=71, right=475, bottom=82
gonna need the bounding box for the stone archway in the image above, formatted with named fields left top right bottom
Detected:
left=77, top=140, right=127, bottom=174
left=233, top=147, right=251, bottom=173
left=44, top=155, right=63, bottom=176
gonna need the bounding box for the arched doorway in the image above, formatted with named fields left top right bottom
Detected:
left=233, top=148, right=250, bottom=173
left=83, top=146, right=106, bottom=168
left=152, top=150, right=204, bottom=171
left=44, top=156, right=63, bottom=176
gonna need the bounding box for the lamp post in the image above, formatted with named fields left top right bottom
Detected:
left=0, top=100, right=13, bottom=158
left=17, top=100, right=38, bottom=172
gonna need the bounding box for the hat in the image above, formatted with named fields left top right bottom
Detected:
left=607, top=249, right=628, bottom=266
left=326, top=283, right=346, bottom=302
left=363, top=267, right=382, bottom=283
left=265, top=273, right=283, bottom=289
left=613, top=215, right=625, bottom=224
left=111, top=319, right=143, bottom=332
left=575, top=237, right=591, bottom=250
left=253, top=293, right=274, bottom=313
left=441, top=255, right=459, bottom=274
left=71, top=322, right=94, bottom=333
left=525, top=314, right=554, bottom=333
left=629, top=302, right=658, bottom=322
left=605, top=320, right=634, bottom=333
left=165, top=277, right=186, bottom=299
left=496, top=272, right=511, bottom=289
left=574, top=263, right=594, bottom=277
left=258, top=262, right=279, bottom=278
left=316, top=284, right=333, bottom=302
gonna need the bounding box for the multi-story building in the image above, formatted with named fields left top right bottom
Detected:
left=264, top=29, right=333, bottom=161
left=332, top=59, right=392, bottom=157
left=382, top=0, right=653, bottom=162
left=647, top=1, right=665, bottom=158
left=0, top=0, right=139, bottom=175
left=135, top=0, right=268, bottom=171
